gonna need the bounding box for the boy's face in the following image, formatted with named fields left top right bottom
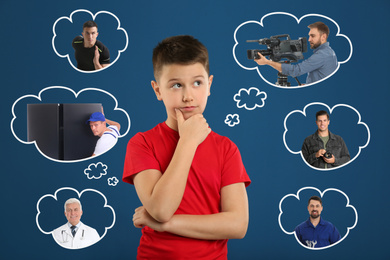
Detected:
left=151, top=63, right=213, bottom=130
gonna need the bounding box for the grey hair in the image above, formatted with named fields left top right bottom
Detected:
left=64, top=198, right=82, bottom=211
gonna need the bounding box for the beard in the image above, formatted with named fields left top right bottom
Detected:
left=310, top=211, right=320, bottom=218
left=310, top=41, right=321, bottom=49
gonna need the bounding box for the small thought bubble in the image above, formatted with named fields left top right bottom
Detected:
left=84, top=162, right=108, bottom=179
left=233, top=87, right=267, bottom=110
left=107, top=177, right=119, bottom=186
left=225, top=114, right=240, bottom=127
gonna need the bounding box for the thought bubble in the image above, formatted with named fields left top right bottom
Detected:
left=11, top=86, right=131, bottom=163
left=224, top=114, right=240, bottom=127
left=283, top=102, right=370, bottom=171
left=233, top=12, right=353, bottom=88
left=278, top=187, right=358, bottom=250
left=36, top=187, right=116, bottom=249
left=52, top=9, right=128, bottom=73
left=84, top=162, right=108, bottom=179
left=233, top=87, right=267, bottom=110
left=108, top=177, right=119, bottom=186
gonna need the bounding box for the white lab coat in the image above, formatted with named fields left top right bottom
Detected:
left=52, top=222, right=100, bottom=249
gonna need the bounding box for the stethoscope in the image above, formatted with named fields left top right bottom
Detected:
left=61, top=229, right=85, bottom=243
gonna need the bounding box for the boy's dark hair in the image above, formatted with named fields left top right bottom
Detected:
left=316, top=110, right=330, bottom=120
left=152, top=35, right=209, bottom=81
left=83, top=20, right=98, bottom=29
left=308, top=196, right=322, bottom=205
left=308, top=21, right=330, bottom=39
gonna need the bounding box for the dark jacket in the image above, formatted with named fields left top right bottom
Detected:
left=301, top=130, right=350, bottom=168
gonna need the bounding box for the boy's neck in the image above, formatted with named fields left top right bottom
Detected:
left=165, top=119, right=178, bottom=132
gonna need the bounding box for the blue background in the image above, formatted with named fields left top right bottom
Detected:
left=1, top=0, right=389, bottom=259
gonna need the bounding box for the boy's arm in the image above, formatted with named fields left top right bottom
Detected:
left=133, top=109, right=211, bottom=223
left=133, top=182, right=249, bottom=240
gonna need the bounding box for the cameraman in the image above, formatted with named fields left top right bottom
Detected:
left=254, top=22, right=337, bottom=84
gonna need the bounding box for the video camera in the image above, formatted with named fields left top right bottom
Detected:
left=247, top=34, right=307, bottom=62
left=246, top=34, right=308, bottom=86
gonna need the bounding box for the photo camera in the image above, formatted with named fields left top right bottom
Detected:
left=247, top=34, right=307, bottom=62
left=324, top=151, right=333, bottom=159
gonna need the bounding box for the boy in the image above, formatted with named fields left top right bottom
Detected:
left=123, top=35, right=251, bottom=259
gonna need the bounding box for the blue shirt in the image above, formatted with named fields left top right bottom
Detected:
left=282, top=42, right=338, bottom=84
left=295, top=217, right=341, bottom=248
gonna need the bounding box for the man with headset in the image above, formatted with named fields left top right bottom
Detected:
left=52, top=198, right=100, bottom=249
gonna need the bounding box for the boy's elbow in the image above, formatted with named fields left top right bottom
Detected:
left=150, top=209, right=174, bottom=223
left=235, top=222, right=249, bottom=239
left=229, top=218, right=248, bottom=239
left=153, top=215, right=171, bottom=223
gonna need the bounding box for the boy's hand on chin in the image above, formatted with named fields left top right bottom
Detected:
left=176, top=109, right=211, bottom=146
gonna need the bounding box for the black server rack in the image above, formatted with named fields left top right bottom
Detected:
left=27, top=103, right=102, bottom=160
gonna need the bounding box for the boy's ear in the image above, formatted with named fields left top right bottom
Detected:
left=151, top=80, right=163, bottom=100
left=208, top=75, right=213, bottom=96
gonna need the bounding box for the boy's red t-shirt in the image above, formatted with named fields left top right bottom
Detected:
left=123, top=122, right=251, bottom=259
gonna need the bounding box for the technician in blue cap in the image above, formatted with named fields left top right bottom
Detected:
left=87, top=110, right=120, bottom=156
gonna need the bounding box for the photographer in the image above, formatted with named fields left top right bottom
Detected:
left=301, top=110, right=350, bottom=169
left=254, top=22, right=337, bottom=84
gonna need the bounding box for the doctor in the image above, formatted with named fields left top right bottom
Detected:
left=52, top=198, right=100, bottom=249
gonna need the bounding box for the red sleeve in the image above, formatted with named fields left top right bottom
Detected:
left=122, top=133, right=161, bottom=185
left=221, top=138, right=251, bottom=187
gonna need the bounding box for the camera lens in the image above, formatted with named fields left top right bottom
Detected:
left=324, top=151, right=332, bottom=159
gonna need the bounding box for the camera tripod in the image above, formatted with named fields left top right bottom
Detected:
left=275, top=61, right=303, bottom=87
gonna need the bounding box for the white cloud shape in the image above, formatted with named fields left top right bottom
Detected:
left=36, top=187, right=116, bottom=248
left=224, top=114, right=240, bottom=127
left=52, top=9, right=128, bottom=73
left=108, top=177, right=119, bottom=186
left=283, top=102, right=370, bottom=171
left=10, top=86, right=131, bottom=163
left=84, top=162, right=108, bottom=179
left=278, top=187, right=358, bottom=250
left=233, top=87, right=267, bottom=110
left=233, top=12, right=353, bottom=88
